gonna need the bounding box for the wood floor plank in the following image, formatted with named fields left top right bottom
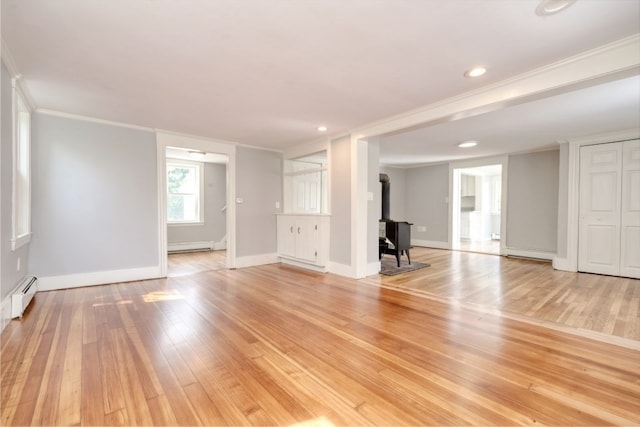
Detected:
left=2, top=249, right=639, bottom=425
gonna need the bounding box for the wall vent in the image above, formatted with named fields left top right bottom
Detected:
left=11, top=276, right=38, bottom=318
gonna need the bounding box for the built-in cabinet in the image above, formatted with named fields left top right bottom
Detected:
left=277, top=214, right=330, bottom=269
left=460, top=174, right=477, bottom=196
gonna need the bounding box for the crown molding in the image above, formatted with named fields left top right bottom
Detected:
left=1, top=38, right=36, bottom=111
left=352, top=34, right=640, bottom=140
left=36, top=108, right=156, bottom=132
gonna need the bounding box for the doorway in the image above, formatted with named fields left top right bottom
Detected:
left=451, top=164, right=503, bottom=255
left=165, top=146, right=229, bottom=276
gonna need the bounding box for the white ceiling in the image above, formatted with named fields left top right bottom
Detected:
left=2, top=0, right=639, bottom=164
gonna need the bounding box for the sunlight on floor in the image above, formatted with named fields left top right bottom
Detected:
left=289, top=416, right=335, bottom=427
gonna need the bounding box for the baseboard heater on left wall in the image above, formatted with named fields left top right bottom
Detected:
left=12, top=276, right=38, bottom=318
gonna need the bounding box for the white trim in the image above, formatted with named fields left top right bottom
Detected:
left=328, top=261, right=356, bottom=278
left=37, top=266, right=162, bottom=291
left=366, top=261, right=381, bottom=277
left=11, top=78, right=32, bottom=252
left=351, top=136, right=369, bottom=279
left=448, top=156, right=508, bottom=255
left=552, top=257, right=576, bottom=272
left=10, top=233, right=31, bottom=251
left=235, top=253, right=279, bottom=269
left=36, top=108, right=155, bottom=132
left=157, top=132, right=237, bottom=273
left=558, top=128, right=640, bottom=272
left=353, top=35, right=640, bottom=139
left=1, top=39, right=36, bottom=109
left=280, top=258, right=328, bottom=273
left=411, top=239, right=450, bottom=250
left=504, top=248, right=555, bottom=261
left=167, top=241, right=215, bottom=253
left=1, top=295, right=14, bottom=333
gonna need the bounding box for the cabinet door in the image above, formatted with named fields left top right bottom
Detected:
left=295, top=218, right=318, bottom=262
left=277, top=216, right=296, bottom=258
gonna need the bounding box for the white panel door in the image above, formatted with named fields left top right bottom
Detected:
left=578, top=143, right=622, bottom=276
left=620, top=140, right=640, bottom=278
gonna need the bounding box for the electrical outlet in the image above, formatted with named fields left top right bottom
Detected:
left=17, top=257, right=21, bottom=271
left=416, top=226, right=427, bottom=232
left=275, top=201, right=280, bottom=209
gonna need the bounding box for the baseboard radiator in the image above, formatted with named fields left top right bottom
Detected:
left=12, top=276, right=38, bottom=318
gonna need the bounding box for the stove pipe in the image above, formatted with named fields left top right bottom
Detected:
left=379, top=173, right=390, bottom=220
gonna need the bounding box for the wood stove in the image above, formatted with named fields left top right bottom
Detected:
left=379, top=173, right=412, bottom=267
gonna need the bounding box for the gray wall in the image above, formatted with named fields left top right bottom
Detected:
left=556, top=143, right=569, bottom=259
left=367, top=139, right=380, bottom=264
left=1, top=61, right=30, bottom=299
left=405, top=163, right=450, bottom=243
left=235, top=146, right=282, bottom=257
left=330, top=135, right=351, bottom=265
left=29, top=113, right=159, bottom=276
left=167, top=162, right=227, bottom=245
left=506, top=149, right=559, bottom=253
left=379, top=166, right=407, bottom=221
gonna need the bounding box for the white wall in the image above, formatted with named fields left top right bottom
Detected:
left=235, top=146, right=282, bottom=258
left=29, top=113, right=159, bottom=277
left=1, top=61, right=30, bottom=311
left=167, top=162, right=227, bottom=247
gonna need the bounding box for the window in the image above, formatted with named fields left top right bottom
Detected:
left=284, top=151, right=327, bottom=214
left=11, top=79, right=31, bottom=250
left=167, top=160, right=203, bottom=223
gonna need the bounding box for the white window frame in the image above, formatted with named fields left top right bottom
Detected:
left=11, top=79, right=32, bottom=251
left=166, top=159, right=204, bottom=225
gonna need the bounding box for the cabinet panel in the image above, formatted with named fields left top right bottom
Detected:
left=276, top=215, right=329, bottom=268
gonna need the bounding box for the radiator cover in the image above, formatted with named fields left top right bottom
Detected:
left=11, top=276, right=38, bottom=318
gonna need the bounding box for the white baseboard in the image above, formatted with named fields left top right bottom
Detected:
left=366, top=261, right=381, bottom=277
left=328, top=261, right=356, bottom=278
left=234, top=253, right=279, bottom=269
left=280, top=258, right=328, bottom=273
left=553, top=257, right=577, bottom=272
left=411, top=239, right=450, bottom=250
left=168, top=240, right=214, bottom=252
left=1, top=294, right=12, bottom=333
left=37, top=266, right=163, bottom=291
left=505, top=248, right=555, bottom=261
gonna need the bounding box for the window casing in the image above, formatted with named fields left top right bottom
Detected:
left=167, top=160, right=204, bottom=224
left=11, top=80, right=31, bottom=250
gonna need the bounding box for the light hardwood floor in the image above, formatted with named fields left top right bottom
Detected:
left=2, top=251, right=640, bottom=426
left=366, top=247, right=640, bottom=342
left=168, top=250, right=227, bottom=277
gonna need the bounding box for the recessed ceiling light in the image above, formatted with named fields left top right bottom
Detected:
left=458, top=141, right=478, bottom=148
left=464, top=67, right=487, bottom=78
left=535, top=0, right=577, bottom=16
left=317, top=125, right=328, bottom=132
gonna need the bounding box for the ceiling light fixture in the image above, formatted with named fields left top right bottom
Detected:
left=464, top=67, right=487, bottom=78
left=317, top=125, right=328, bottom=132
left=458, top=141, right=478, bottom=148
left=535, top=0, right=577, bottom=16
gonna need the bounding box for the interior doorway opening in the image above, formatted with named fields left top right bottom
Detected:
left=452, top=164, right=502, bottom=255
left=165, top=146, right=229, bottom=277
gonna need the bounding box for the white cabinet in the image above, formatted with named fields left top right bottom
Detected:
left=460, top=174, right=477, bottom=196
left=277, top=215, right=330, bottom=269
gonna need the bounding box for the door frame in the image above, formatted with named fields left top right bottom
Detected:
left=156, top=131, right=237, bottom=276
left=556, top=129, right=639, bottom=272
left=449, top=156, right=508, bottom=255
